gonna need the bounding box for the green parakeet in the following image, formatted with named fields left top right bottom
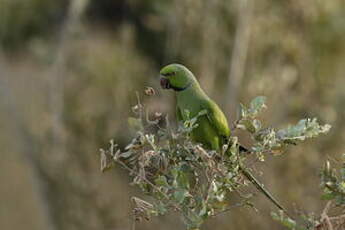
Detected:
left=159, top=63, right=287, bottom=213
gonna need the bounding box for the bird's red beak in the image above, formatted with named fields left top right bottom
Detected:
left=160, top=78, right=170, bottom=89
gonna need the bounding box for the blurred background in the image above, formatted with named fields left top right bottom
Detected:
left=1, top=0, right=344, bottom=229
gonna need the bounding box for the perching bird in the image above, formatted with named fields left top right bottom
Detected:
left=159, top=63, right=287, bottom=213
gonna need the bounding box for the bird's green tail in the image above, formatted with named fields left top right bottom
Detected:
left=239, top=165, right=290, bottom=216
left=236, top=145, right=289, bottom=215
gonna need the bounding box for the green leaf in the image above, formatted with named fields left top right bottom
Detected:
left=282, top=218, right=297, bottom=229
left=155, top=175, right=169, bottom=187
left=171, top=166, right=190, bottom=189
left=321, top=192, right=335, bottom=200
left=253, top=119, right=262, bottom=132
left=183, top=209, right=204, bottom=230
left=173, top=189, right=189, bottom=204
left=154, top=202, right=168, bottom=215
left=238, top=103, right=247, bottom=118
left=249, top=96, right=267, bottom=116
left=238, top=119, right=256, bottom=133
left=119, top=150, right=133, bottom=158
left=340, top=182, right=345, bottom=191
left=277, top=118, right=331, bottom=145
left=198, top=201, right=208, bottom=217
left=238, top=119, right=262, bottom=133
left=100, top=149, right=115, bottom=172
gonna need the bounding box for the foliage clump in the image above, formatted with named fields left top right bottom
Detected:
left=100, top=90, right=330, bottom=230
left=272, top=157, right=345, bottom=230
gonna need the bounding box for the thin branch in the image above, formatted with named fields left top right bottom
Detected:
left=329, top=214, right=345, bottom=221
left=211, top=202, right=246, bottom=217
left=115, top=158, right=171, bottom=202
left=320, top=201, right=334, bottom=230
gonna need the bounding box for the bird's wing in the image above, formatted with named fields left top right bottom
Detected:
left=203, top=100, right=230, bottom=138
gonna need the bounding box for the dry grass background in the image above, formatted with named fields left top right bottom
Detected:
left=1, top=0, right=345, bottom=229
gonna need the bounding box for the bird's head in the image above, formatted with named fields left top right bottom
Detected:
left=159, top=64, right=196, bottom=92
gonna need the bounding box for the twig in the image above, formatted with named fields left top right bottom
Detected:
left=115, top=157, right=184, bottom=214
left=211, top=202, right=246, bottom=217
left=131, top=217, right=136, bottom=230
left=117, top=159, right=170, bottom=200
left=329, top=214, right=345, bottom=221
left=325, top=184, right=345, bottom=196
left=320, top=201, right=333, bottom=230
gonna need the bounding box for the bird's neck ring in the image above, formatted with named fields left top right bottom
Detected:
left=171, top=82, right=192, bottom=92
